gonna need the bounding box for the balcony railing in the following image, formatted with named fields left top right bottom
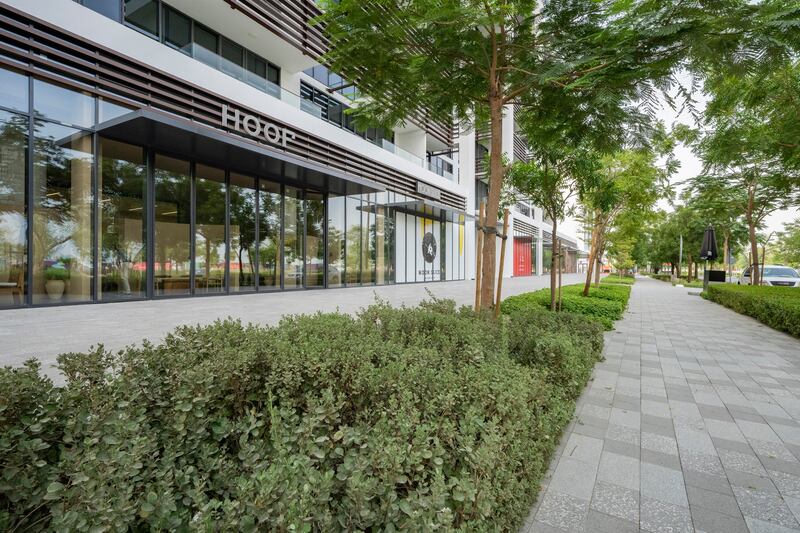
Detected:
left=427, top=160, right=454, bottom=181
left=513, top=133, right=530, bottom=163
left=189, top=44, right=432, bottom=171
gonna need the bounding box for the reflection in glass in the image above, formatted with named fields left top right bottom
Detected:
left=195, top=165, right=226, bottom=294
left=305, top=191, right=324, bottom=287
left=327, top=195, right=345, bottom=288
left=124, top=0, right=159, bottom=36
left=32, top=121, right=93, bottom=304
left=345, top=195, right=361, bottom=285
left=374, top=192, right=388, bottom=284
left=283, top=186, right=303, bottom=289
left=164, top=6, right=191, bottom=54
left=99, top=99, right=134, bottom=123
left=0, top=110, right=27, bottom=307
left=362, top=194, right=374, bottom=284
left=98, top=138, right=146, bottom=300
left=259, top=180, right=281, bottom=289
left=0, top=69, right=28, bottom=114
left=229, top=173, right=256, bottom=292
left=154, top=155, right=191, bottom=295
left=33, top=80, right=95, bottom=129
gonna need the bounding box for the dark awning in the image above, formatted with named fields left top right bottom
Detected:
left=94, top=109, right=384, bottom=196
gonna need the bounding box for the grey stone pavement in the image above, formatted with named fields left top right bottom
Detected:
left=0, top=273, right=586, bottom=381
left=525, top=276, right=800, bottom=533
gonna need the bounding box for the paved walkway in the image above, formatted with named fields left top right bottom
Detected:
left=0, top=273, right=585, bottom=380
left=525, top=276, right=800, bottom=533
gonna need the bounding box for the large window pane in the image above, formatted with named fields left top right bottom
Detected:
left=283, top=186, right=303, bottom=289
left=195, top=165, right=226, bottom=294
left=154, top=155, right=190, bottom=295
left=82, top=0, right=122, bottom=20
left=229, top=173, right=256, bottom=292
left=345, top=195, right=361, bottom=285
left=98, top=138, right=146, bottom=301
left=0, top=110, right=27, bottom=307
left=34, top=80, right=95, bottom=129
left=193, top=24, right=218, bottom=68
left=32, top=122, right=93, bottom=304
left=164, top=6, right=191, bottom=54
left=0, top=69, right=28, bottom=113
left=305, top=191, right=324, bottom=288
left=220, top=38, right=244, bottom=80
left=327, top=195, right=345, bottom=288
left=258, top=180, right=281, bottom=289
left=375, top=192, right=388, bottom=284
left=361, top=195, right=374, bottom=284
left=124, top=0, right=158, bottom=36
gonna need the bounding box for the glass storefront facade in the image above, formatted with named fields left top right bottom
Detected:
left=0, top=68, right=466, bottom=308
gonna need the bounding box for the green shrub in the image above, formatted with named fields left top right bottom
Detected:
left=504, top=306, right=603, bottom=397
left=704, top=284, right=800, bottom=338
left=0, top=299, right=601, bottom=532
left=650, top=274, right=672, bottom=282
left=502, top=283, right=630, bottom=329
left=600, top=275, right=635, bottom=285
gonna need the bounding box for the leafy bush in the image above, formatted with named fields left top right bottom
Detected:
left=600, top=275, right=635, bottom=285
left=502, top=283, right=631, bottom=329
left=650, top=274, right=671, bottom=282
left=0, top=299, right=602, bottom=532
left=504, top=306, right=604, bottom=397
left=704, top=284, right=800, bottom=338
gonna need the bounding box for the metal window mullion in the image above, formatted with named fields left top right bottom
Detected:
left=146, top=149, right=155, bottom=297
left=25, top=75, right=33, bottom=306
left=224, top=170, right=230, bottom=294
left=91, top=131, right=98, bottom=301
left=189, top=161, right=196, bottom=295
left=254, top=176, right=260, bottom=292
left=279, top=180, right=284, bottom=290
left=323, top=192, right=328, bottom=288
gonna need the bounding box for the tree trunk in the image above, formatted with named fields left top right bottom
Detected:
left=582, top=219, right=599, bottom=296
left=723, top=233, right=730, bottom=282
left=595, top=258, right=602, bottom=286
left=479, top=97, right=504, bottom=310
left=557, top=241, right=563, bottom=311
left=746, top=185, right=760, bottom=285
left=550, top=222, right=558, bottom=311
left=686, top=254, right=692, bottom=283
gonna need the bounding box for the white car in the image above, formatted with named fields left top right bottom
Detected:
left=739, top=265, right=800, bottom=287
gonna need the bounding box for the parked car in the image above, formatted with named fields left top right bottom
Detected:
left=739, top=265, right=800, bottom=287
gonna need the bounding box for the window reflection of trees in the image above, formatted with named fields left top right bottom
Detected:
left=0, top=112, right=27, bottom=306
left=33, top=120, right=93, bottom=303
left=98, top=139, right=146, bottom=299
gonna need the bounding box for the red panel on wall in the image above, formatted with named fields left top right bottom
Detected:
left=514, top=237, right=532, bottom=276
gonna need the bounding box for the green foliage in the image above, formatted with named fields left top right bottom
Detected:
left=0, top=299, right=603, bottom=532
left=503, top=283, right=630, bottom=330
left=650, top=274, right=672, bottom=282
left=43, top=267, right=69, bottom=281
left=775, top=218, right=800, bottom=267
left=600, top=275, right=635, bottom=285
left=704, top=284, right=800, bottom=338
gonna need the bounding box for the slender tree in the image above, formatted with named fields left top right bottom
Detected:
left=582, top=145, right=674, bottom=295
left=508, top=147, right=595, bottom=310
left=318, top=0, right=745, bottom=310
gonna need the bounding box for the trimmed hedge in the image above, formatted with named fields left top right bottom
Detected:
left=703, top=284, right=800, bottom=338
left=502, top=283, right=631, bottom=330
left=0, top=299, right=602, bottom=532
left=600, top=275, right=635, bottom=285
left=650, top=274, right=671, bottom=282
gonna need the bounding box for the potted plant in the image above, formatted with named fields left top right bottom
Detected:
left=44, top=267, right=69, bottom=300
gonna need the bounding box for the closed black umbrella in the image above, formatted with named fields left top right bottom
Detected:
left=700, top=226, right=718, bottom=261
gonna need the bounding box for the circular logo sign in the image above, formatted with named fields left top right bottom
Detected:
left=422, top=232, right=437, bottom=263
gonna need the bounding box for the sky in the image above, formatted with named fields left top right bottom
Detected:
left=656, top=83, right=798, bottom=235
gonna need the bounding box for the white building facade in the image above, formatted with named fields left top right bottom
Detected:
left=0, top=0, right=585, bottom=308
